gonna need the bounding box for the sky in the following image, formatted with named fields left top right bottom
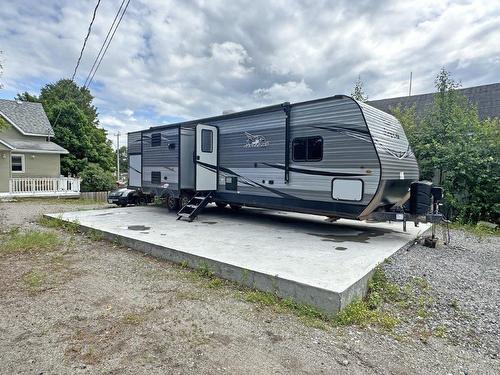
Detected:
left=1, top=0, right=499, bottom=147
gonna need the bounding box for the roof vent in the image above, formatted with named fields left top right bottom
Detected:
left=15, top=100, right=23, bottom=105
left=222, top=109, right=235, bottom=115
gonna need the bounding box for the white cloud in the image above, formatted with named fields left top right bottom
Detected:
left=253, top=80, right=313, bottom=103
left=0, top=0, right=499, bottom=140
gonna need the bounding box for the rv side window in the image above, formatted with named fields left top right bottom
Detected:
left=292, top=138, right=307, bottom=161
left=292, top=136, right=323, bottom=162
left=307, top=136, right=323, bottom=161
left=201, top=129, right=213, bottom=152
left=151, top=133, right=161, bottom=147
left=151, top=171, right=161, bottom=184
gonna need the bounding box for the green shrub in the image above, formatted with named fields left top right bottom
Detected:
left=393, top=68, right=500, bottom=224
left=79, top=163, right=115, bottom=192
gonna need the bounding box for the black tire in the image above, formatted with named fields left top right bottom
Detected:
left=138, top=196, right=147, bottom=205
left=229, top=204, right=242, bottom=210
left=166, top=194, right=179, bottom=211
left=119, top=202, right=127, bottom=207
left=179, top=193, right=191, bottom=209
left=215, top=202, right=227, bottom=208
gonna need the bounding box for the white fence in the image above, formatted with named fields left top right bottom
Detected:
left=3, top=177, right=81, bottom=197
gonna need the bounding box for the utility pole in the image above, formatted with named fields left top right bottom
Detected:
left=116, top=132, right=120, bottom=181
left=409, top=72, right=413, bottom=96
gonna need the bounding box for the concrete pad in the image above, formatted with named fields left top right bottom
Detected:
left=45, top=206, right=430, bottom=313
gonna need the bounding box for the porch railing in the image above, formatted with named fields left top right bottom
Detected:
left=6, top=177, right=81, bottom=197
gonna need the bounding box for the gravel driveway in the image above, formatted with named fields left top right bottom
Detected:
left=0, top=200, right=498, bottom=374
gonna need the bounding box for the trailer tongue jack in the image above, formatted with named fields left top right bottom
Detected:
left=367, top=182, right=447, bottom=247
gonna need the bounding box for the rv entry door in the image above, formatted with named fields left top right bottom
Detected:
left=195, top=124, right=218, bottom=191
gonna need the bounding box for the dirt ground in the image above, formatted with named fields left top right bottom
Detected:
left=0, top=200, right=498, bottom=375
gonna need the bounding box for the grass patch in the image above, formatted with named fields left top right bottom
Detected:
left=241, top=289, right=327, bottom=327
left=448, top=222, right=499, bottom=237
left=122, top=313, right=144, bottom=325
left=18, top=197, right=105, bottom=205
left=22, top=270, right=45, bottom=291
left=333, top=299, right=398, bottom=330
left=86, top=228, right=103, bottom=241
left=196, top=262, right=214, bottom=278
left=38, top=216, right=80, bottom=234
left=334, top=267, right=402, bottom=330
left=1, top=230, right=60, bottom=254
left=207, top=277, right=224, bottom=288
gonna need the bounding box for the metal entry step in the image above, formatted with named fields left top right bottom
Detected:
left=177, top=192, right=214, bottom=222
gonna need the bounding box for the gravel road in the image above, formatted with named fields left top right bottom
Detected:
left=0, top=200, right=498, bottom=374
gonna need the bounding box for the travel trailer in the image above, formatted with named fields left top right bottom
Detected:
left=127, top=95, right=442, bottom=225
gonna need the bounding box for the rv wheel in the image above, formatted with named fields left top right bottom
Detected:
left=229, top=204, right=242, bottom=210
left=215, top=202, right=227, bottom=208
left=179, top=193, right=191, bottom=209
left=166, top=194, right=179, bottom=211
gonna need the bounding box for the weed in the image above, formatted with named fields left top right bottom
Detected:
left=153, top=196, right=164, bottom=206
left=22, top=270, right=44, bottom=291
left=244, top=289, right=280, bottom=306
left=86, top=229, right=103, bottom=241
left=240, top=269, right=250, bottom=285
left=334, top=300, right=374, bottom=327
left=1, top=230, right=60, bottom=254
left=434, top=325, right=447, bottom=338
left=207, top=277, right=224, bottom=288
left=180, top=260, right=189, bottom=268
left=449, top=299, right=460, bottom=310
left=333, top=299, right=398, bottom=330
left=241, top=289, right=326, bottom=322
left=38, top=216, right=80, bottom=234
left=412, top=277, right=429, bottom=290
left=122, top=313, right=143, bottom=325
left=367, top=267, right=401, bottom=309
left=196, top=262, right=214, bottom=278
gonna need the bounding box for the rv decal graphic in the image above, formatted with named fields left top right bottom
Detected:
left=243, top=132, right=270, bottom=148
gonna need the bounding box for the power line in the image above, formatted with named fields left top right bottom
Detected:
left=53, top=0, right=102, bottom=128
left=71, top=0, right=101, bottom=81
left=87, top=0, right=132, bottom=88
left=83, top=0, right=126, bottom=88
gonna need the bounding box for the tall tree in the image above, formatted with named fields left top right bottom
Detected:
left=17, top=79, right=115, bottom=177
left=351, top=75, right=368, bottom=102
left=15, top=91, right=39, bottom=102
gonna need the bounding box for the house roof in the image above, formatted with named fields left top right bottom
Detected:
left=5, top=139, right=69, bottom=154
left=368, top=82, right=500, bottom=120
left=0, top=99, right=55, bottom=136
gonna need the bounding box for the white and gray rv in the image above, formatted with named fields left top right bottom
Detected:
left=127, top=95, right=441, bottom=224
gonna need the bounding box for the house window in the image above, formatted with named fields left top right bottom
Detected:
left=11, top=154, right=25, bottom=173
left=201, top=129, right=213, bottom=152
left=292, top=136, right=323, bottom=162
left=151, top=171, right=161, bottom=184
left=151, top=133, right=161, bottom=147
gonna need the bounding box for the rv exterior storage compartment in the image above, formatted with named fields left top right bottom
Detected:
left=409, top=181, right=432, bottom=215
